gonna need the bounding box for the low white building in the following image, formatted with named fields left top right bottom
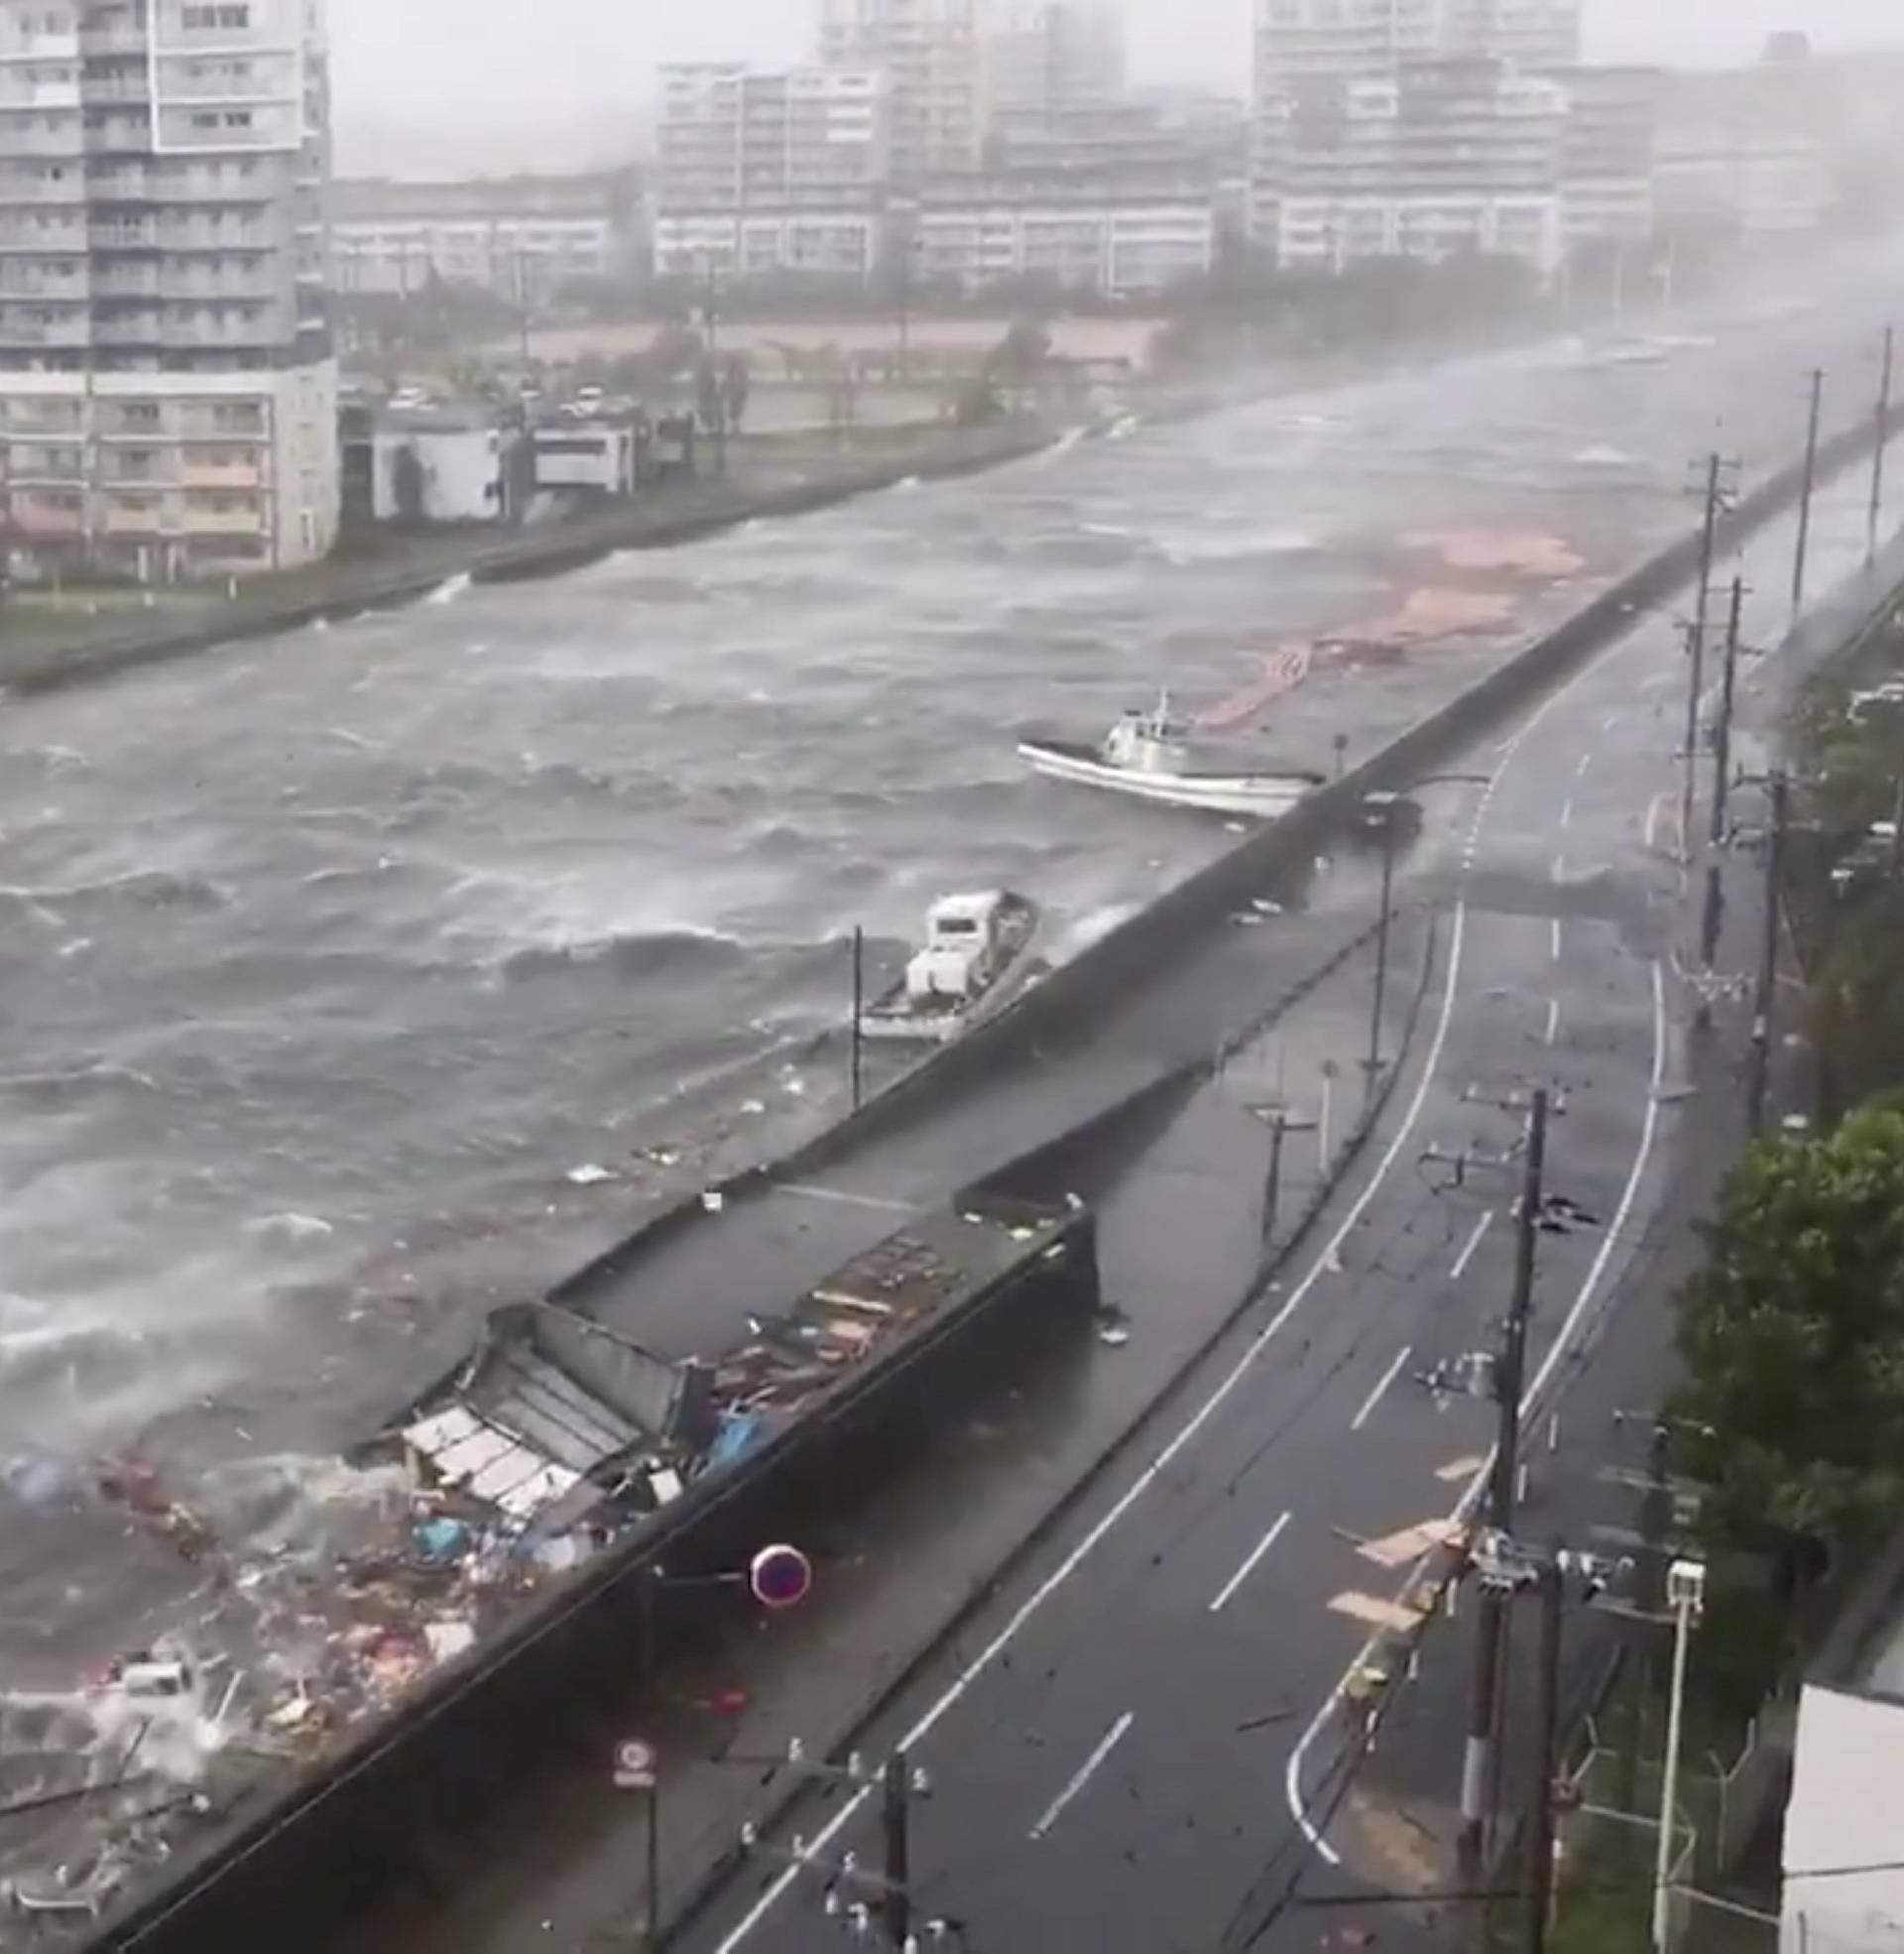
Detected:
left=532, top=422, right=640, bottom=496
left=651, top=208, right=883, bottom=283
left=914, top=174, right=1217, bottom=298
left=1782, top=1541, right=1904, bottom=1952
left=371, top=417, right=521, bottom=526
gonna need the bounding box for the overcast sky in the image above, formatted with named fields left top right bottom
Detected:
left=330, top=0, right=1904, bottom=173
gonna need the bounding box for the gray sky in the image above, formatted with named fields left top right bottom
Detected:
left=330, top=0, right=1904, bottom=174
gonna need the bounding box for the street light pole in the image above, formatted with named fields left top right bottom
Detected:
left=1681, top=452, right=1723, bottom=863
left=1364, top=794, right=1399, bottom=1105
left=850, top=925, right=866, bottom=1112
left=1651, top=1560, right=1707, bottom=1953
left=1524, top=1552, right=1565, bottom=1954
left=883, top=1754, right=911, bottom=1948
left=1793, top=367, right=1825, bottom=618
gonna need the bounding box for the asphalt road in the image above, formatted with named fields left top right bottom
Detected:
left=679, top=439, right=1894, bottom=1954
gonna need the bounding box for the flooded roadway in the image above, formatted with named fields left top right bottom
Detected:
left=0, top=231, right=1898, bottom=1666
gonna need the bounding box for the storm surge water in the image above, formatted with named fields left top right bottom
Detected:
left=0, top=232, right=1897, bottom=1665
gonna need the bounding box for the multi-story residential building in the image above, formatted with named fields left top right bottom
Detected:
left=1439, top=0, right=1581, bottom=70
left=1557, top=63, right=1659, bottom=253
left=1255, top=0, right=1444, bottom=107
left=329, top=169, right=642, bottom=302
left=912, top=166, right=1216, bottom=299
left=1273, top=57, right=1566, bottom=276
left=1654, top=64, right=1832, bottom=244
left=820, top=0, right=982, bottom=183
left=981, top=0, right=1126, bottom=141
left=0, top=0, right=336, bottom=583
left=653, top=61, right=890, bottom=283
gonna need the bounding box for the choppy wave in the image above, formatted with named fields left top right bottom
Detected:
left=424, top=572, right=473, bottom=606
left=494, top=922, right=755, bottom=984
left=0, top=868, right=232, bottom=916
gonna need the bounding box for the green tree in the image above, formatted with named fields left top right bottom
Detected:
left=1674, top=1109, right=1904, bottom=1570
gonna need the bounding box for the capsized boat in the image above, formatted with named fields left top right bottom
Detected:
left=1017, top=694, right=1324, bottom=819
left=860, top=890, right=1043, bottom=1043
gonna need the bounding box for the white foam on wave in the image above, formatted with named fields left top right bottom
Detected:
left=424, top=571, right=473, bottom=606
left=1575, top=443, right=1639, bottom=467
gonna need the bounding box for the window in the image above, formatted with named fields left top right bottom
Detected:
left=181, top=4, right=250, bottom=28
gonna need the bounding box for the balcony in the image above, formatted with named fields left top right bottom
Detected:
left=180, top=497, right=265, bottom=535
left=0, top=313, right=92, bottom=348
left=79, top=25, right=153, bottom=59
left=0, top=174, right=87, bottom=204
left=178, top=457, right=261, bottom=489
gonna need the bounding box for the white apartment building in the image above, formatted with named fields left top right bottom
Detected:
left=1557, top=63, right=1658, bottom=251
left=0, top=0, right=337, bottom=582
left=1655, top=66, right=1831, bottom=244
left=654, top=61, right=888, bottom=282
left=1273, top=58, right=1566, bottom=277
left=330, top=171, right=640, bottom=302
left=981, top=0, right=1126, bottom=140
left=914, top=173, right=1215, bottom=298
left=1255, top=0, right=1444, bottom=105
left=1440, top=0, right=1580, bottom=69
left=820, top=0, right=982, bottom=182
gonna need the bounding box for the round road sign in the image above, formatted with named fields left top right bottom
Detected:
left=749, top=1542, right=812, bottom=1611
left=613, top=1738, right=656, bottom=1789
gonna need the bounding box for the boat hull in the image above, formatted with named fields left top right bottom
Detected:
left=860, top=893, right=1043, bottom=1043
left=1017, top=739, right=1316, bottom=819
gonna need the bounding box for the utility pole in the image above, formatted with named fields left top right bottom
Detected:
left=1701, top=577, right=1746, bottom=969
left=1681, top=453, right=1725, bottom=862
left=1793, top=367, right=1825, bottom=619
left=1459, top=1087, right=1549, bottom=1890
left=1747, top=772, right=1790, bottom=1137
left=1524, top=1552, right=1565, bottom=1954
left=1871, top=325, right=1895, bottom=565
left=883, top=1754, right=912, bottom=1948
left=1364, top=794, right=1400, bottom=1105
left=850, top=925, right=866, bottom=1112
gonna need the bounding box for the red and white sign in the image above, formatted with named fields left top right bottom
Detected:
left=748, top=1543, right=812, bottom=1611
left=613, top=1738, right=657, bottom=1790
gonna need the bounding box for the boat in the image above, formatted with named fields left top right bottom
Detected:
left=860, top=890, right=1043, bottom=1043
left=1017, top=694, right=1325, bottom=819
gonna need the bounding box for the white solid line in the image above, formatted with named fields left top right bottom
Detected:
left=1544, top=997, right=1561, bottom=1047
left=1449, top=1207, right=1494, bottom=1282
left=1351, top=1345, right=1414, bottom=1433
left=1028, top=1712, right=1134, bottom=1840
left=1209, top=1510, right=1292, bottom=1614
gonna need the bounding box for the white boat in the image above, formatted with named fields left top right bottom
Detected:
left=860, top=891, right=1043, bottom=1043
left=1017, top=695, right=1324, bottom=820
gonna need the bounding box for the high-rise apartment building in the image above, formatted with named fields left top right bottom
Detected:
left=1255, top=0, right=1444, bottom=105
left=1440, top=0, right=1581, bottom=70
left=1273, top=56, right=1566, bottom=275
left=0, top=0, right=337, bottom=583
left=820, top=0, right=982, bottom=182
left=654, top=61, right=891, bottom=282
left=1558, top=63, right=1659, bottom=252
left=982, top=0, right=1127, bottom=142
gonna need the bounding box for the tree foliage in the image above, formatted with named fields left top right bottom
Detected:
left=1674, top=1109, right=1904, bottom=1566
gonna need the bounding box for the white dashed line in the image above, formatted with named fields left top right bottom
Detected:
left=1351, top=1345, right=1414, bottom=1433
left=1544, top=997, right=1561, bottom=1046
left=1550, top=917, right=1563, bottom=961
left=1208, top=1511, right=1293, bottom=1615
left=1449, top=1208, right=1495, bottom=1282
left=1028, top=1712, right=1134, bottom=1840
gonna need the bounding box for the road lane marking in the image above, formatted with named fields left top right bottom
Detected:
left=1550, top=917, right=1563, bottom=961
left=1208, top=1511, right=1292, bottom=1614
left=1449, top=1208, right=1494, bottom=1282
left=1028, top=1712, right=1133, bottom=1839
left=1559, top=795, right=1573, bottom=829
left=1435, top=1453, right=1488, bottom=1483
left=1351, top=1345, right=1414, bottom=1432
left=1576, top=754, right=1593, bottom=778
left=1285, top=956, right=1669, bottom=1871
left=1544, top=997, right=1561, bottom=1047
left=1551, top=852, right=1566, bottom=883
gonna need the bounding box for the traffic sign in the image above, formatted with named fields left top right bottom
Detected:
left=614, top=1738, right=657, bottom=1790
left=748, top=1542, right=812, bottom=1611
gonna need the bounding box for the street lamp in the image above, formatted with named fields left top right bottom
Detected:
left=1652, top=1556, right=1707, bottom=1953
